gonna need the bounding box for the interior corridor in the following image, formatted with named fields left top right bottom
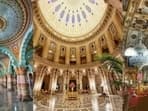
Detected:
left=0, top=85, right=33, bottom=111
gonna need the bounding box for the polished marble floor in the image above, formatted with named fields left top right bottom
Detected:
left=0, top=85, right=33, bottom=111
left=34, top=93, right=113, bottom=111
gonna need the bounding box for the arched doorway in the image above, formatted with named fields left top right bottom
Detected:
left=56, top=75, right=63, bottom=93
left=82, top=76, right=89, bottom=93
left=69, top=76, right=77, bottom=92
left=41, top=75, right=50, bottom=92
left=95, top=74, right=101, bottom=93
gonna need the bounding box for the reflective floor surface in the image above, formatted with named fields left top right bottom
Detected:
left=34, top=93, right=113, bottom=111
left=0, top=85, right=33, bottom=111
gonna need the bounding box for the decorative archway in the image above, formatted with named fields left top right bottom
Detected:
left=0, top=61, right=6, bottom=77
left=95, top=74, right=101, bottom=93
left=41, top=74, right=50, bottom=91
left=69, top=76, right=77, bottom=92
left=19, top=25, right=33, bottom=66
left=82, top=75, right=89, bottom=93
left=56, top=75, right=64, bottom=93
left=0, top=46, right=18, bottom=68
left=27, top=64, right=33, bottom=74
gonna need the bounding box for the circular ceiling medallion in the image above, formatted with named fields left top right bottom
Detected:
left=0, top=0, right=30, bottom=44
left=38, top=0, right=107, bottom=40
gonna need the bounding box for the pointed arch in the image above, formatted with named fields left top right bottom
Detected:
left=19, top=25, right=33, bottom=66
left=27, top=64, right=33, bottom=73
left=0, top=46, right=18, bottom=68
left=0, top=61, right=6, bottom=77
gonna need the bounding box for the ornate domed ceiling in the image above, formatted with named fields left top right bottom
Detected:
left=38, top=0, right=107, bottom=40
left=0, top=0, right=31, bottom=44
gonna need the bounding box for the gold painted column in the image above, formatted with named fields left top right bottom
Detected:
left=49, top=75, right=52, bottom=92
left=79, top=75, right=83, bottom=93
left=63, top=73, right=67, bottom=93
left=15, top=67, right=32, bottom=101
left=66, top=47, right=70, bottom=64
left=87, top=70, right=97, bottom=94
left=54, top=44, right=60, bottom=63
left=76, top=47, right=80, bottom=64
left=50, top=74, right=55, bottom=94
left=37, top=72, right=45, bottom=92
left=51, top=72, right=58, bottom=94
left=33, top=28, right=41, bottom=47
left=86, top=45, right=91, bottom=63
left=42, top=38, right=49, bottom=58
left=105, top=30, right=114, bottom=54
left=95, top=38, right=102, bottom=56
left=7, top=74, right=13, bottom=91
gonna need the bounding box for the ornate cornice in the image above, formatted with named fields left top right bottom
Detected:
left=34, top=55, right=100, bottom=69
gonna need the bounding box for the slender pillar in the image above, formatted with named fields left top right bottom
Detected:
left=15, top=67, right=32, bottom=101
left=3, top=75, right=7, bottom=88
left=79, top=75, right=83, bottom=93
left=63, top=73, right=67, bottom=93
left=12, top=75, right=17, bottom=85
left=53, top=75, right=58, bottom=93
left=7, top=90, right=12, bottom=108
left=76, top=47, right=80, bottom=64
left=50, top=69, right=58, bottom=94
left=42, top=38, right=49, bottom=58
left=33, top=28, right=41, bottom=47
left=7, top=74, right=13, bottom=91
left=66, top=48, right=70, bottom=64
left=49, top=75, right=52, bottom=92
left=86, top=45, right=91, bottom=63
left=95, top=38, right=102, bottom=56
left=88, top=70, right=97, bottom=94
left=54, top=44, right=60, bottom=63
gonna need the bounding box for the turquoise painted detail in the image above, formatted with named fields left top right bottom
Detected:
left=7, top=61, right=14, bottom=74
left=19, top=25, right=33, bottom=66
left=0, top=61, right=7, bottom=76
left=27, top=64, right=33, bottom=73
left=0, top=46, right=18, bottom=68
left=0, top=70, right=3, bottom=77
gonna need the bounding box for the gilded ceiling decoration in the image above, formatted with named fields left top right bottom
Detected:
left=0, top=0, right=31, bottom=44
left=38, top=0, right=107, bottom=40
